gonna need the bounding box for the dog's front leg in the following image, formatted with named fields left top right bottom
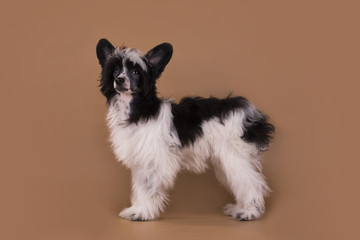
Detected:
left=119, top=165, right=177, bottom=221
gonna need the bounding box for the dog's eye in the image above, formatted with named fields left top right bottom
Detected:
left=132, top=70, right=139, bottom=75
left=113, top=67, right=120, bottom=75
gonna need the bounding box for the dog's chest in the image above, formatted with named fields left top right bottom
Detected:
left=117, top=94, right=132, bottom=120
left=106, top=99, right=181, bottom=165
left=108, top=94, right=132, bottom=123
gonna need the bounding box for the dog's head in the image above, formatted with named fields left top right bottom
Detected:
left=96, top=38, right=173, bottom=103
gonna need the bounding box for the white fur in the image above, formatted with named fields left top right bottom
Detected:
left=107, top=98, right=269, bottom=221
left=114, top=47, right=147, bottom=71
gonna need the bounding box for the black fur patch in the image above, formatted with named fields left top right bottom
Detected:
left=128, top=92, right=161, bottom=124
left=171, top=96, right=274, bottom=150
left=98, top=56, right=122, bottom=103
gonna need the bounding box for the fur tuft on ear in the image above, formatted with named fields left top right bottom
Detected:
left=96, top=38, right=115, bottom=67
left=145, top=43, right=173, bottom=78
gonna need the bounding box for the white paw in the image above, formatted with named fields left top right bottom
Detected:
left=223, top=203, right=264, bottom=221
left=119, top=206, right=157, bottom=221
left=223, top=203, right=236, bottom=216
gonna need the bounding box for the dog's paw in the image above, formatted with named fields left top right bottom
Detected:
left=223, top=203, right=263, bottom=221
left=119, top=206, right=156, bottom=221
left=223, top=203, right=236, bottom=216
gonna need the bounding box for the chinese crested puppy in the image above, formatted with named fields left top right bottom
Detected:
left=96, top=39, right=274, bottom=221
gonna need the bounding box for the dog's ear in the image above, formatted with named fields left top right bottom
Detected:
left=145, top=43, right=173, bottom=78
left=96, top=38, right=115, bottom=67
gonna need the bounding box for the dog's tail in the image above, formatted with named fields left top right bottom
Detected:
left=240, top=100, right=275, bottom=151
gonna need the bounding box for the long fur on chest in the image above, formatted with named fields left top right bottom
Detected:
left=106, top=96, right=181, bottom=169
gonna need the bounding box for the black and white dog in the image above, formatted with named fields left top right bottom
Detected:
left=96, top=39, right=274, bottom=221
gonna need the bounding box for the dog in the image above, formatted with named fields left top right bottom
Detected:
left=96, top=38, right=274, bottom=221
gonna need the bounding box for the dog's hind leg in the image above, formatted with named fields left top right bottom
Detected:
left=213, top=143, right=270, bottom=221
left=119, top=162, right=179, bottom=221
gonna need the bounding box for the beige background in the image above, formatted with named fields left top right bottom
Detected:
left=1, top=0, right=359, bottom=239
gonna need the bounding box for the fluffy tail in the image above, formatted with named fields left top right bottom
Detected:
left=241, top=103, right=275, bottom=151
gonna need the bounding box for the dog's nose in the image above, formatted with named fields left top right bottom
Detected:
left=115, top=77, right=125, bottom=84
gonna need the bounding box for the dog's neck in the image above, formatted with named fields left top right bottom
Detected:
left=110, top=91, right=162, bottom=124
left=128, top=91, right=162, bottom=124
left=110, top=93, right=132, bottom=122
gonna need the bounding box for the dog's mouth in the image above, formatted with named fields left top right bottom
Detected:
left=115, top=86, right=138, bottom=95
